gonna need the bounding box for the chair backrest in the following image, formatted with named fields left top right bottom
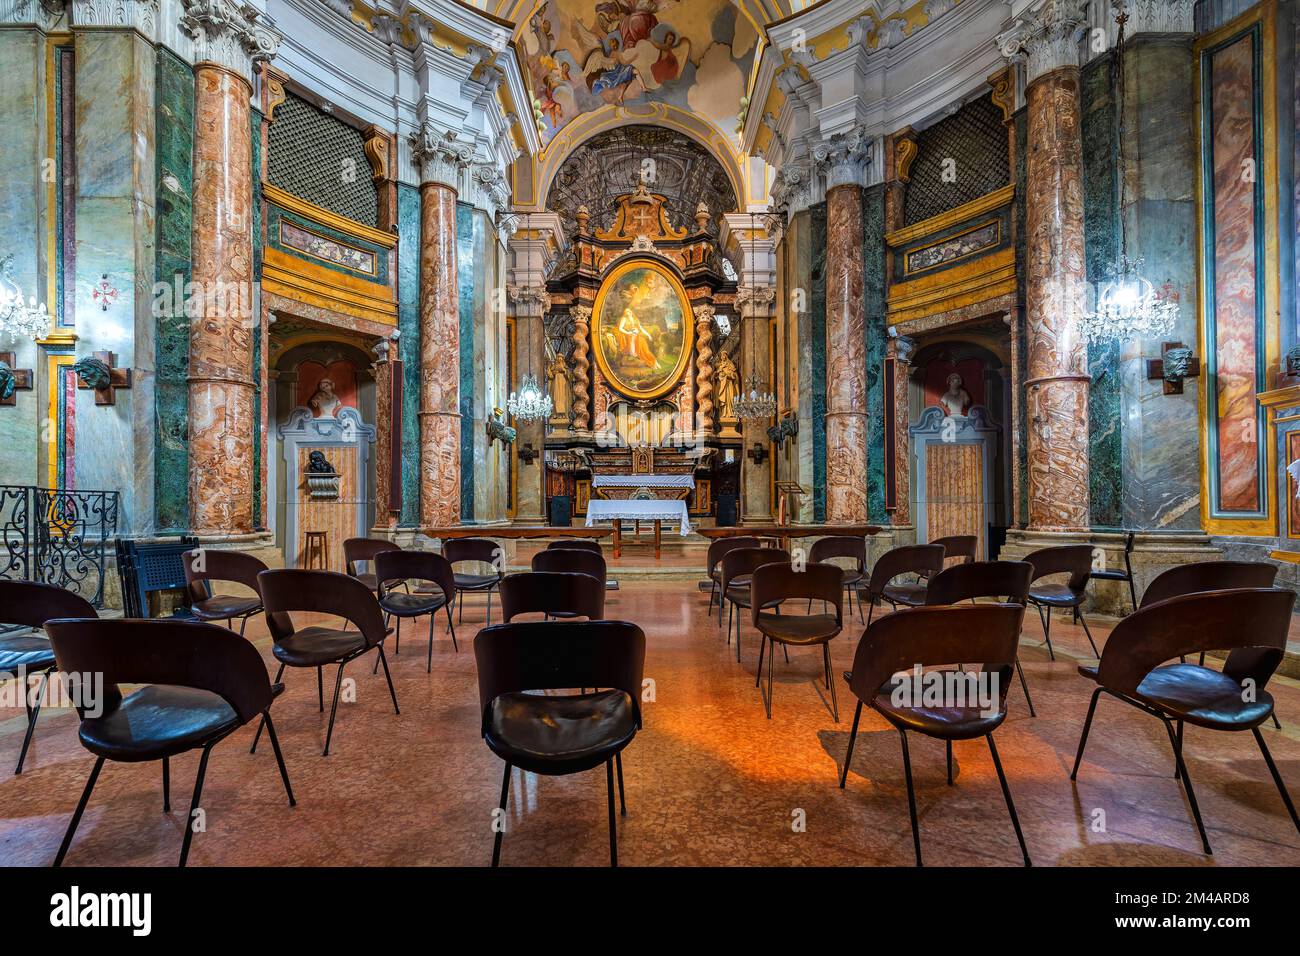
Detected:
left=925, top=560, right=1033, bottom=606
left=1097, top=588, right=1294, bottom=696
left=547, top=540, right=603, bottom=554
left=45, top=618, right=274, bottom=723
left=706, top=536, right=761, bottom=576
left=720, top=547, right=790, bottom=594
left=807, top=535, right=866, bottom=571
left=0, top=579, right=98, bottom=629
left=531, top=547, right=608, bottom=584
left=182, top=548, right=268, bottom=602
left=343, top=537, right=400, bottom=576
left=847, top=604, right=1023, bottom=706
left=474, top=619, right=645, bottom=729
left=930, top=535, right=978, bottom=566
left=374, top=549, right=457, bottom=604
left=499, top=571, right=605, bottom=621
left=1024, top=544, right=1094, bottom=592
left=443, top=537, right=504, bottom=575
left=865, top=544, right=946, bottom=597
left=1139, top=560, right=1278, bottom=609
left=750, top=561, right=843, bottom=628
left=258, top=568, right=388, bottom=650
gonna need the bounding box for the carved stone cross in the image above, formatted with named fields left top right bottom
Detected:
left=0, top=352, right=33, bottom=407
left=75, top=350, right=132, bottom=405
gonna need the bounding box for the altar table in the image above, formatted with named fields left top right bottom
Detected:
left=585, top=499, right=691, bottom=558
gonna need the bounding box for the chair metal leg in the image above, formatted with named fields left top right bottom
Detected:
left=485, top=589, right=493, bottom=626
left=1252, top=726, right=1300, bottom=834
left=764, top=635, right=775, bottom=719
left=898, top=729, right=922, bottom=866
left=725, top=601, right=732, bottom=642
left=946, top=741, right=953, bottom=786
left=323, top=662, right=347, bottom=757
left=491, top=761, right=511, bottom=867
left=839, top=700, right=863, bottom=788
left=446, top=606, right=458, bottom=652
left=163, top=757, right=171, bottom=812
left=1165, top=717, right=1212, bottom=854
left=1015, top=660, right=1036, bottom=717
left=1035, top=604, right=1056, bottom=661
left=823, top=643, right=839, bottom=722
left=1071, top=687, right=1104, bottom=779
left=866, top=599, right=874, bottom=629
left=54, top=755, right=105, bottom=867
left=755, top=635, right=766, bottom=688
left=377, top=645, right=400, bottom=714
left=251, top=661, right=283, bottom=753
left=394, top=616, right=400, bottom=655
left=987, top=734, right=1031, bottom=866
left=426, top=614, right=435, bottom=672
left=1271, top=713, right=1282, bottom=731
left=177, top=743, right=214, bottom=867
left=707, top=581, right=716, bottom=615
left=239, top=614, right=249, bottom=638
left=15, top=667, right=50, bottom=774
left=261, top=711, right=296, bottom=806
left=1077, top=608, right=1100, bottom=658
left=615, top=751, right=627, bottom=817
left=318, top=666, right=324, bottom=711
left=606, top=758, right=618, bottom=867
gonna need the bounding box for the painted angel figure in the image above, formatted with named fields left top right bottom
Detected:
left=573, top=0, right=690, bottom=104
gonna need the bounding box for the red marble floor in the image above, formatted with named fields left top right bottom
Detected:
left=0, top=579, right=1297, bottom=867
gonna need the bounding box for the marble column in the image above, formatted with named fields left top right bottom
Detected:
left=817, top=128, right=873, bottom=523
left=508, top=282, right=548, bottom=523
left=182, top=3, right=279, bottom=536
left=737, top=289, right=774, bottom=523
left=888, top=335, right=915, bottom=526
left=410, top=124, right=471, bottom=529
left=693, top=304, right=716, bottom=434
left=570, top=305, right=592, bottom=432
left=999, top=1, right=1091, bottom=531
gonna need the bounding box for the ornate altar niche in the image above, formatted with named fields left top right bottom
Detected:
left=543, top=183, right=739, bottom=522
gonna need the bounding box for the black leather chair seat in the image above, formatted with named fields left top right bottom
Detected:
left=754, top=611, right=839, bottom=644
left=1027, top=583, right=1078, bottom=606
left=873, top=687, right=1006, bottom=741
left=485, top=689, right=637, bottom=775
left=1134, top=664, right=1275, bottom=730
left=380, top=591, right=447, bottom=616
left=883, top=582, right=927, bottom=607
left=723, top=584, right=781, bottom=611
left=0, top=634, right=56, bottom=673
left=839, top=568, right=864, bottom=587
left=79, top=685, right=239, bottom=761
left=272, top=625, right=368, bottom=667
left=455, top=572, right=499, bottom=591
left=1090, top=568, right=1129, bottom=581
left=352, top=572, right=379, bottom=593
left=191, top=594, right=261, bottom=621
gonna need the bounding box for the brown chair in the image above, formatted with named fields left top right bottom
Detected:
left=841, top=604, right=1031, bottom=867
left=532, top=547, right=608, bottom=590
left=1024, top=544, right=1099, bottom=659
left=183, top=547, right=267, bottom=636
left=45, top=618, right=295, bottom=867
left=807, top=536, right=867, bottom=622
left=750, top=561, right=844, bottom=720
left=374, top=549, right=458, bottom=670
left=929, top=535, right=978, bottom=569
left=547, top=539, right=603, bottom=554
left=720, top=547, right=789, bottom=662
left=255, top=568, right=398, bottom=756
left=1072, top=588, right=1299, bottom=855
left=705, top=536, right=761, bottom=621
left=925, top=560, right=1037, bottom=716
left=444, top=537, right=505, bottom=625
left=1090, top=530, right=1137, bottom=613
left=500, top=571, right=606, bottom=622
left=0, top=580, right=97, bottom=774
left=860, top=544, right=945, bottom=624
left=343, top=537, right=401, bottom=593
left=475, top=619, right=646, bottom=866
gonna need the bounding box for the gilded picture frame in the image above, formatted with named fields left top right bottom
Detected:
left=591, top=258, right=694, bottom=401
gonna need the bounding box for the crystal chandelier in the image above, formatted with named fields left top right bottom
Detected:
left=0, top=254, right=50, bottom=342
left=1079, top=7, right=1177, bottom=346
left=507, top=371, right=553, bottom=422
left=734, top=375, right=777, bottom=422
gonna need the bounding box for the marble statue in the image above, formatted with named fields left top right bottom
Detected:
left=308, top=377, right=342, bottom=418
left=939, top=372, right=970, bottom=417
left=715, top=350, right=739, bottom=422
left=547, top=348, right=571, bottom=418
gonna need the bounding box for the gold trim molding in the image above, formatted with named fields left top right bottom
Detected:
left=263, top=183, right=397, bottom=249
left=885, top=184, right=1015, bottom=248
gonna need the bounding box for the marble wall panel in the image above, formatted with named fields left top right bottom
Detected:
left=862, top=184, right=888, bottom=524
left=810, top=201, right=827, bottom=523
left=396, top=183, right=422, bottom=527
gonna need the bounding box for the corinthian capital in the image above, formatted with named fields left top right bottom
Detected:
left=812, top=126, right=877, bottom=190
left=1117, top=0, right=1194, bottom=35
left=410, top=123, right=474, bottom=190
left=180, top=0, right=281, bottom=81
left=1, top=0, right=65, bottom=29
left=735, top=286, right=776, bottom=319
left=996, top=0, right=1087, bottom=84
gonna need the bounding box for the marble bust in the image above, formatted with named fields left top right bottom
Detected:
left=939, top=372, right=970, bottom=417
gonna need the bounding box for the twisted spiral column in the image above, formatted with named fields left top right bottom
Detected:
left=693, top=305, right=715, bottom=433
left=570, top=305, right=591, bottom=430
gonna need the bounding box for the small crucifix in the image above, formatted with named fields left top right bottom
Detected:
left=0, top=352, right=33, bottom=407
left=1145, top=342, right=1201, bottom=396
left=75, top=350, right=132, bottom=405
left=747, top=442, right=769, bottom=466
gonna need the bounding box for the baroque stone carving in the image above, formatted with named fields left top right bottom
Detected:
left=180, top=0, right=281, bottom=80
left=409, top=123, right=474, bottom=190
left=813, top=126, right=876, bottom=191
left=996, top=0, right=1087, bottom=84
left=693, top=305, right=716, bottom=433
left=569, top=305, right=592, bottom=429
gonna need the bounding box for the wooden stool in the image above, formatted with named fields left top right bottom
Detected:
left=303, top=531, right=329, bottom=570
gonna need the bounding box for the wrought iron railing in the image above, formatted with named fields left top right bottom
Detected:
left=0, top=485, right=120, bottom=608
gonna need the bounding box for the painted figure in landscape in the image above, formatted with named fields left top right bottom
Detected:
left=596, top=265, right=689, bottom=397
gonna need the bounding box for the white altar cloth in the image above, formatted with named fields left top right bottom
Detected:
left=590, top=474, right=696, bottom=490
left=585, top=498, right=692, bottom=536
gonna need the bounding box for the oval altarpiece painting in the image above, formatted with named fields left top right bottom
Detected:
left=592, top=259, right=694, bottom=400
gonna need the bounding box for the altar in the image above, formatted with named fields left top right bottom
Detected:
left=585, top=498, right=691, bottom=558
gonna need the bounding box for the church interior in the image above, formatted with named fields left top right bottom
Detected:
left=0, top=0, right=1298, bottom=881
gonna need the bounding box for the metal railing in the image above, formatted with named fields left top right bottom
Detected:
left=0, top=485, right=120, bottom=608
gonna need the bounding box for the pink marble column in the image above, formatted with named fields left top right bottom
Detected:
left=418, top=182, right=461, bottom=529
left=1022, top=68, right=1090, bottom=531
left=189, top=65, right=255, bottom=535
left=824, top=183, right=868, bottom=523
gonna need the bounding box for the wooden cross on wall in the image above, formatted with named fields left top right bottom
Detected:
left=0, top=352, right=33, bottom=407
left=75, top=350, right=132, bottom=405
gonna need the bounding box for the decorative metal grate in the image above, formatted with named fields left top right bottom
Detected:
left=267, top=93, right=377, bottom=228
left=0, top=485, right=120, bottom=608
left=903, top=94, right=1010, bottom=227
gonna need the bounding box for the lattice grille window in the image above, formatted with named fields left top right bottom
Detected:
left=903, top=95, right=1010, bottom=227
left=267, top=93, right=377, bottom=228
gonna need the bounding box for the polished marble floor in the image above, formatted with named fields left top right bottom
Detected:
left=1, top=578, right=1297, bottom=867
